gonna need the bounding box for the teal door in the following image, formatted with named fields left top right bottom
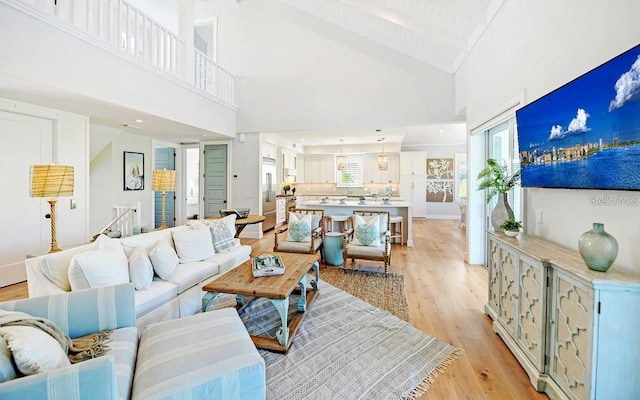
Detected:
left=204, top=144, right=227, bottom=218
left=155, top=147, right=176, bottom=228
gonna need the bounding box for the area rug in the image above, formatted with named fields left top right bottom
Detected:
left=237, top=280, right=462, bottom=400
left=319, top=266, right=410, bottom=322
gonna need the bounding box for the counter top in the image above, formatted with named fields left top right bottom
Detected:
left=301, top=200, right=412, bottom=208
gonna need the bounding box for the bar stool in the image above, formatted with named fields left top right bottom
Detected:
left=389, top=215, right=403, bottom=245
left=326, top=215, right=350, bottom=232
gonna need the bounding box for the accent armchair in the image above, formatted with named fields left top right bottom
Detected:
left=274, top=208, right=325, bottom=258
left=343, top=210, right=392, bottom=273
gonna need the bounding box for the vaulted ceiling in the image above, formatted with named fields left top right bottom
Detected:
left=277, top=0, right=503, bottom=74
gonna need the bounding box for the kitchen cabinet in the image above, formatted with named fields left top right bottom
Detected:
left=400, top=151, right=426, bottom=175
left=363, top=154, right=399, bottom=183
left=486, top=232, right=640, bottom=400
left=399, top=151, right=427, bottom=218
left=262, top=143, right=277, bottom=160
left=303, top=155, right=335, bottom=183
left=275, top=197, right=286, bottom=227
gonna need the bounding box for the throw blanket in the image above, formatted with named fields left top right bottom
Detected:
left=0, top=310, right=111, bottom=363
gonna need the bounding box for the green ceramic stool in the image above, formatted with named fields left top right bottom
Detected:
left=322, top=232, right=344, bottom=266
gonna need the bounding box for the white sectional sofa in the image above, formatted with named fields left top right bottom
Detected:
left=25, top=216, right=252, bottom=328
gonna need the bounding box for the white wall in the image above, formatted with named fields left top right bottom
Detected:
left=456, top=1, right=640, bottom=271
left=230, top=132, right=262, bottom=238
left=90, top=123, right=155, bottom=234
left=217, top=2, right=459, bottom=133
left=0, top=98, right=89, bottom=285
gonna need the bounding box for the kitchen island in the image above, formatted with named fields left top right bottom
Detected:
left=299, top=199, right=414, bottom=246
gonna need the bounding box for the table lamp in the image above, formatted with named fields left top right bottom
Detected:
left=30, top=164, right=74, bottom=253
left=152, top=169, right=176, bottom=229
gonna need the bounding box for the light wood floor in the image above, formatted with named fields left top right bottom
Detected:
left=0, top=219, right=548, bottom=399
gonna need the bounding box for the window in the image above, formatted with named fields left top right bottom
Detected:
left=336, top=155, right=363, bottom=187
left=487, top=117, right=521, bottom=222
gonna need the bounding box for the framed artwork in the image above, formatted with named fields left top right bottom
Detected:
left=124, top=151, right=144, bottom=191
left=426, top=158, right=454, bottom=202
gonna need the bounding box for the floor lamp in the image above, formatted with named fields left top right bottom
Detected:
left=30, top=165, right=75, bottom=253
left=152, top=169, right=176, bottom=230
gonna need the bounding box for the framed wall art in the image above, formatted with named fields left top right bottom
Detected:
left=426, top=158, right=454, bottom=202
left=124, top=151, right=144, bottom=191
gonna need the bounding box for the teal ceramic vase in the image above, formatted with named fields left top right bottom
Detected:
left=578, top=223, right=618, bottom=272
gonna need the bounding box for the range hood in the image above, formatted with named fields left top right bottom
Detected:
left=284, top=168, right=297, bottom=176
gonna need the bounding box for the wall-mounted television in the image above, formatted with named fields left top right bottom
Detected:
left=516, top=44, right=640, bottom=190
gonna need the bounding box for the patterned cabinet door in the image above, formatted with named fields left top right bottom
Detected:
left=549, top=271, right=594, bottom=400
left=516, top=254, right=546, bottom=370
left=498, top=245, right=518, bottom=336
left=487, top=238, right=501, bottom=315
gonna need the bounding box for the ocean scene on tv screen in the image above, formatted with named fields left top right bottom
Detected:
left=516, top=44, right=640, bottom=190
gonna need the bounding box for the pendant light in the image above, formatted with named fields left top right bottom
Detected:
left=336, top=139, right=347, bottom=171
left=377, top=138, right=389, bottom=171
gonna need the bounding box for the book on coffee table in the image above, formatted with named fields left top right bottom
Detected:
left=252, top=254, right=285, bottom=277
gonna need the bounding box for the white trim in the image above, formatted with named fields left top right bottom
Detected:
left=470, top=91, right=525, bottom=135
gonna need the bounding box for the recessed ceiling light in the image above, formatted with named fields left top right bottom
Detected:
left=135, top=119, right=143, bottom=123
left=439, top=130, right=444, bottom=133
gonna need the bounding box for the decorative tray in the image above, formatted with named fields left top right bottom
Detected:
left=252, top=254, right=285, bottom=277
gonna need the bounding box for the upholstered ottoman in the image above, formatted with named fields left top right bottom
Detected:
left=131, top=308, right=265, bottom=400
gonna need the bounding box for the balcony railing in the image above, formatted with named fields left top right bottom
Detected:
left=14, top=0, right=235, bottom=106
left=194, top=49, right=235, bottom=105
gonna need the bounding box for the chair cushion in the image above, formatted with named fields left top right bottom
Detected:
left=68, top=250, right=130, bottom=291
left=134, top=281, right=178, bottom=318
left=167, top=262, right=218, bottom=294
left=148, top=240, right=179, bottom=280
left=131, top=308, right=265, bottom=400
left=352, top=214, right=381, bottom=247
left=105, top=326, right=138, bottom=400
left=287, top=213, right=312, bottom=242
left=172, top=228, right=215, bottom=263
left=277, top=239, right=322, bottom=254
left=346, top=243, right=388, bottom=258
left=128, top=247, right=154, bottom=290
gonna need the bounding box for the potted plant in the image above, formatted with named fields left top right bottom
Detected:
left=477, top=159, right=521, bottom=230
left=282, top=184, right=291, bottom=195
left=500, top=219, right=522, bottom=237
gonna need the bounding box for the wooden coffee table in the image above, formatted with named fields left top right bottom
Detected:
left=202, top=252, right=320, bottom=353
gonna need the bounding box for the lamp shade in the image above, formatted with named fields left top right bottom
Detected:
left=30, top=165, right=74, bottom=198
left=152, top=169, right=176, bottom=192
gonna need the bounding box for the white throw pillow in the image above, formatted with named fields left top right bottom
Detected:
left=188, top=220, right=209, bottom=230
left=351, top=214, right=382, bottom=247
left=68, top=250, right=130, bottom=291
left=291, top=212, right=321, bottom=230
left=128, top=247, right=154, bottom=290
left=39, top=245, right=94, bottom=292
left=148, top=240, right=180, bottom=279
left=95, top=234, right=123, bottom=252
left=0, top=337, right=17, bottom=382
left=287, top=213, right=312, bottom=242
left=0, top=325, right=70, bottom=375
left=172, top=228, right=215, bottom=263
